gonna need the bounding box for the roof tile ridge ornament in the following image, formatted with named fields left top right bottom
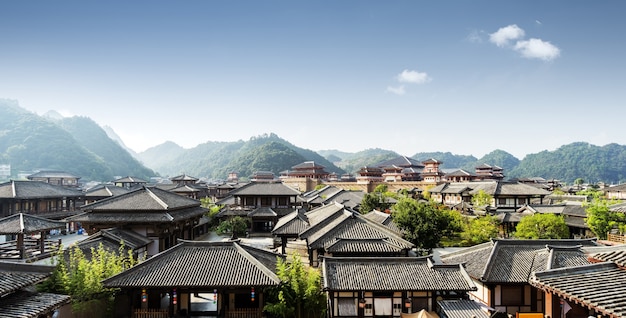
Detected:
left=11, top=179, right=16, bottom=198
left=145, top=186, right=169, bottom=210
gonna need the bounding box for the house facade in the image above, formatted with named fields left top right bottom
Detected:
left=103, top=240, right=282, bottom=318
left=440, top=239, right=598, bottom=317
left=323, top=256, right=476, bottom=318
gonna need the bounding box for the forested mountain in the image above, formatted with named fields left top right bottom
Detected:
left=0, top=99, right=155, bottom=182
left=413, top=152, right=478, bottom=170
left=463, top=150, right=521, bottom=173
left=327, top=148, right=399, bottom=174
left=507, top=142, right=626, bottom=184
left=136, top=141, right=186, bottom=170
left=140, top=133, right=345, bottom=180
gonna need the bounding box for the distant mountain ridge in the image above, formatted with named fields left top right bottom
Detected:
left=0, top=99, right=155, bottom=182
left=4, top=99, right=626, bottom=184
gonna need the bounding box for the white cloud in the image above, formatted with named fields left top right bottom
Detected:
left=489, top=24, right=525, bottom=47
left=396, top=69, right=431, bottom=84
left=386, top=85, right=406, bottom=95
left=514, top=38, right=561, bottom=61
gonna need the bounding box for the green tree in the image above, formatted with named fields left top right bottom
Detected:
left=216, top=216, right=250, bottom=238
left=471, top=189, right=493, bottom=211
left=460, top=215, right=500, bottom=246
left=264, top=253, right=326, bottom=318
left=585, top=197, right=626, bottom=239
left=391, top=198, right=460, bottom=254
left=38, top=243, right=139, bottom=313
left=515, top=214, right=569, bottom=239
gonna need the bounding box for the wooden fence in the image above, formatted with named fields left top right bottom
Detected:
left=133, top=308, right=168, bottom=318
left=225, top=308, right=262, bottom=318
left=607, top=233, right=626, bottom=244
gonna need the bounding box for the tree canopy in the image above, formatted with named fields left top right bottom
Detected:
left=515, top=213, right=569, bottom=239
left=391, top=198, right=461, bottom=253
left=585, top=197, right=626, bottom=239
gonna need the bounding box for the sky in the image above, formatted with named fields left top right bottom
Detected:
left=1, top=1, right=625, bottom=160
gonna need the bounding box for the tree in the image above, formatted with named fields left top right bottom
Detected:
left=585, top=197, right=626, bottom=239
left=38, top=243, right=139, bottom=313
left=460, top=215, right=500, bottom=246
left=515, top=214, right=569, bottom=239
left=471, top=189, right=493, bottom=211
left=391, top=198, right=460, bottom=253
left=264, top=253, right=326, bottom=318
left=359, top=185, right=393, bottom=213
left=216, top=216, right=250, bottom=238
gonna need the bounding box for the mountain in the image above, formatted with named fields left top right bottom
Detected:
left=508, top=142, right=626, bottom=184
left=101, top=125, right=137, bottom=157
left=327, top=148, right=400, bottom=174
left=140, top=133, right=345, bottom=180
left=412, top=152, right=478, bottom=169
left=0, top=99, right=155, bottom=182
left=463, top=150, right=521, bottom=173
left=136, top=141, right=186, bottom=170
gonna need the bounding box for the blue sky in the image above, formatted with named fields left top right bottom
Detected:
left=1, top=1, right=625, bottom=159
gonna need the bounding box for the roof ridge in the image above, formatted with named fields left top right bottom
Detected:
left=146, top=187, right=169, bottom=209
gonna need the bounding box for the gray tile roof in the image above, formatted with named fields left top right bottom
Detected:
left=69, top=206, right=207, bottom=224
left=230, top=182, right=301, bottom=196
left=248, top=207, right=277, bottom=217
left=81, top=186, right=200, bottom=211
left=0, top=291, right=70, bottom=318
left=84, top=184, right=130, bottom=198
left=103, top=240, right=281, bottom=288
left=326, top=238, right=406, bottom=253
left=322, top=190, right=365, bottom=209
left=441, top=239, right=597, bottom=283
left=0, top=180, right=83, bottom=199
left=438, top=299, right=491, bottom=318
left=0, top=213, right=66, bottom=234
left=0, top=262, right=53, bottom=296
left=272, top=210, right=309, bottom=236
left=589, top=248, right=626, bottom=267
left=78, top=227, right=152, bottom=251
left=27, top=170, right=80, bottom=179
left=530, top=262, right=626, bottom=318
left=113, top=176, right=147, bottom=183
left=323, top=256, right=476, bottom=291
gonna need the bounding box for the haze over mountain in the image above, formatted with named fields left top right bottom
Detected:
left=3, top=99, right=626, bottom=185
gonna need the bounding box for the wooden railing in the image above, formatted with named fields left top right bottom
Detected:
left=226, top=308, right=262, bottom=318
left=133, top=308, right=168, bottom=318
left=607, top=233, right=626, bottom=244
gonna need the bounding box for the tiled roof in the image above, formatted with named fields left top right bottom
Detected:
left=0, top=291, right=70, bottom=318
left=248, top=207, right=277, bottom=217
left=27, top=170, right=80, bottom=179
left=272, top=210, right=308, bottom=236
left=610, top=202, right=626, bottom=213
left=84, top=184, right=130, bottom=198
left=323, top=257, right=476, bottom=291
left=446, top=169, right=474, bottom=177
left=69, top=206, right=207, bottom=224
left=0, top=180, right=83, bottom=199
left=0, top=213, right=66, bottom=234
left=170, top=174, right=199, bottom=182
left=441, top=239, right=597, bottom=283
left=81, top=186, right=200, bottom=211
left=438, top=299, right=490, bottom=318
left=530, top=263, right=626, bottom=318
left=302, top=208, right=412, bottom=251
left=326, top=238, right=406, bottom=253
left=230, top=182, right=301, bottom=196
left=78, top=227, right=152, bottom=251
left=0, top=262, right=53, bottom=296
left=322, top=190, right=365, bottom=210
left=291, top=161, right=326, bottom=170
left=103, top=240, right=281, bottom=288
left=113, top=176, right=147, bottom=183
left=589, top=248, right=626, bottom=267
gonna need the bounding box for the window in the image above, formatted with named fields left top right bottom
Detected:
left=278, top=197, right=288, bottom=206
left=498, top=198, right=507, bottom=205
left=517, top=198, right=526, bottom=205
left=500, top=285, right=524, bottom=306
left=337, top=298, right=356, bottom=316
left=260, top=197, right=272, bottom=206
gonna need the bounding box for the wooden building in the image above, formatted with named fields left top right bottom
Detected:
left=69, top=186, right=207, bottom=257
left=0, top=180, right=83, bottom=221
left=26, top=170, right=81, bottom=188
left=103, top=240, right=282, bottom=318
left=322, top=256, right=476, bottom=317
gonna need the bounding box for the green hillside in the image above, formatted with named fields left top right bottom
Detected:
left=0, top=99, right=155, bottom=182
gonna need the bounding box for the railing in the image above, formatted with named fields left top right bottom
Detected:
left=133, top=308, right=168, bottom=318
left=607, top=233, right=626, bottom=244
left=226, top=308, right=262, bottom=318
